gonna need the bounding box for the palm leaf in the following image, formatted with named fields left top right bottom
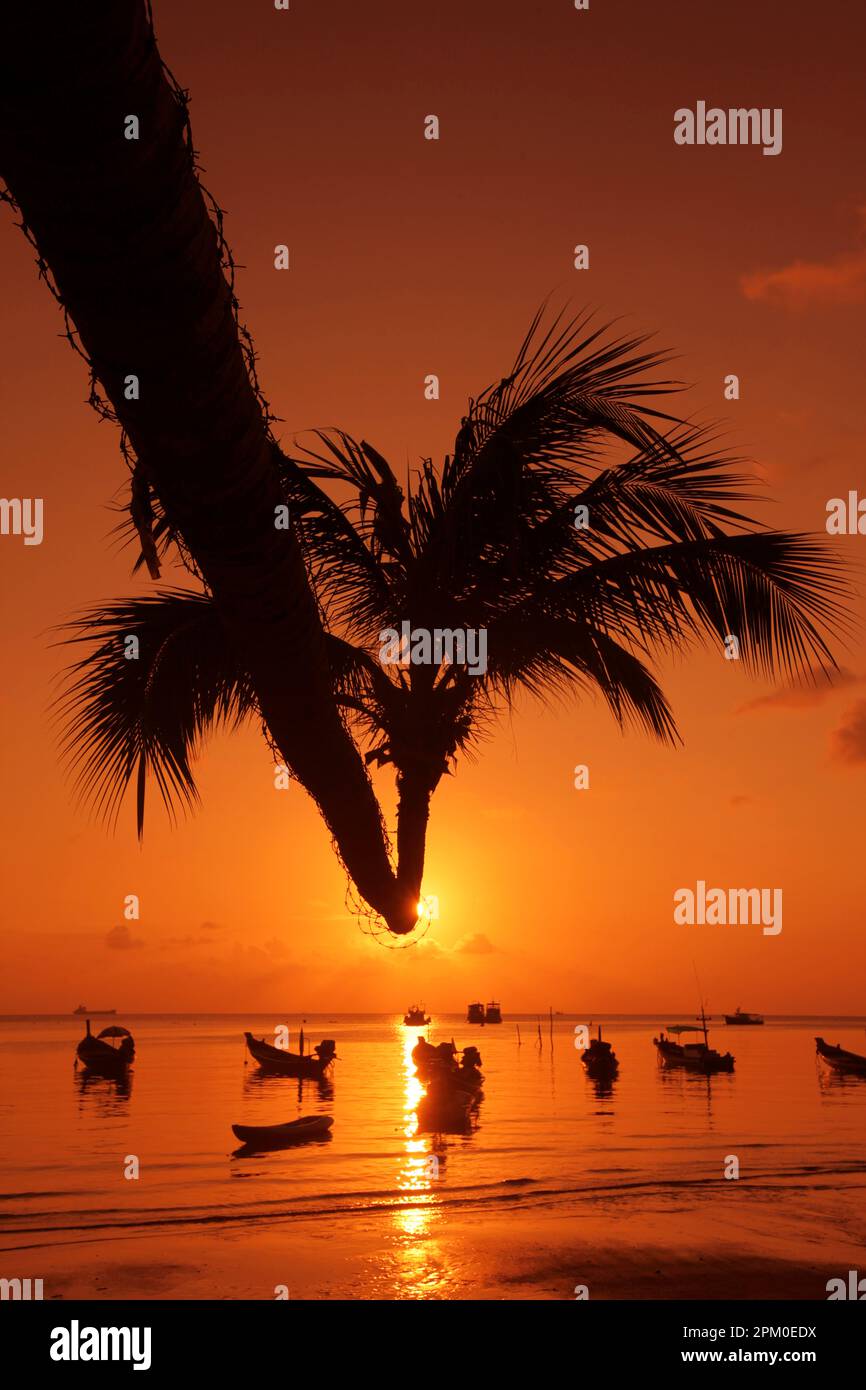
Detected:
left=54, top=591, right=256, bottom=834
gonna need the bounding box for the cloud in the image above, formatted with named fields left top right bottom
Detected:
left=106, top=924, right=144, bottom=950
left=737, top=669, right=859, bottom=715
left=410, top=932, right=497, bottom=960
left=199, top=920, right=227, bottom=932
left=412, top=937, right=448, bottom=960
left=455, top=932, right=496, bottom=955
left=729, top=794, right=755, bottom=807
left=741, top=209, right=866, bottom=307
left=741, top=252, right=866, bottom=306
left=830, top=699, right=866, bottom=766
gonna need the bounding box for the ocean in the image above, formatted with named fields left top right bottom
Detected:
left=1, top=1013, right=865, bottom=1299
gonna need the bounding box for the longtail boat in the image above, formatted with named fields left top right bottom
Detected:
left=412, top=1037, right=484, bottom=1091
left=244, top=1032, right=336, bottom=1079
left=815, top=1036, right=866, bottom=1077
left=581, top=1025, right=619, bottom=1077
left=76, top=1020, right=134, bottom=1077
left=654, top=1008, right=734, bottom=1074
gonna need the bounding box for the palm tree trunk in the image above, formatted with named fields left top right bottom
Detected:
left=0, top=0, right=415, bottom=933
left=396, top=771, right=433, bottom=915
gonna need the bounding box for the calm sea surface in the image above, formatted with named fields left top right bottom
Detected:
left=2, top=1013, right=865, bottom=1287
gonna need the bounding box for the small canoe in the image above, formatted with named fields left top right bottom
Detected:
left=231, top=1115, right=334, bottom=1149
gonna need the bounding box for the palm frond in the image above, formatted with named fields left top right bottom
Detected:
left=54, top=591, right=256, bottom=834
left=274, top=440, right=400, bottom=636
left=491, top=532, right=848, bottom=684
left=483, top=609, right=679, bottom=742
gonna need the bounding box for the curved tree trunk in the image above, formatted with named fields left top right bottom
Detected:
left=0, top=0, right=416, bottom=933
left=396, top=772, right=433, bottom=911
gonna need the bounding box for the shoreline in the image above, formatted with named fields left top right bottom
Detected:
left=7, top=1197, right=863, bottom=1301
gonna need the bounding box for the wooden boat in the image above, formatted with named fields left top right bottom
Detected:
left=76, top=1020, right=134, bottom=1076
left=725, top=1007, right=764, bottom=1025
left=654, top=1009, right=734, bottom=1074
left=484, top=1001, right=502, bottom=1024
left=467, top=1001, right=485, bottom=1024
left=403, top=1004, right=430, bottom=1026
left=815, top=1036, right=866, bottom=1077
left=412, top=1038, right=484, bottom=1091
left=231, top=1115, right=333, bottom=1149
left=244, top=1032, right=336, bottom=1078
left=581, top=1025, right=619, bottom=1076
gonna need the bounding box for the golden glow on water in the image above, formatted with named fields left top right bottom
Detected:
left=389, top=1028, right=447, bottom=1295
left=394, top=1030, right=437, bottom=1229
left=398, top=1030, right=430, bottom=1190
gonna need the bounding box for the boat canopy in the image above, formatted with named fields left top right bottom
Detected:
left=97, top=1026, right=132, bottom=1039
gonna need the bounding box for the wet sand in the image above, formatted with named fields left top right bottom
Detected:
left=11, top=1193, right=862, bottom=1301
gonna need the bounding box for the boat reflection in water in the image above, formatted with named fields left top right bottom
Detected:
left=242, top=1066, right=333, bottom=1104
left=74, top=1065, right=133, bottom=1109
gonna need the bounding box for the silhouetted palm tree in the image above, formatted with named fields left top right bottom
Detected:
left=0, top=0, right=409, bottom=931
left=58, top=309, right=847, bottom=932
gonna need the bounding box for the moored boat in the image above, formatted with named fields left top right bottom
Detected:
left=815, top=1036, right=866, bottom=1077
left=467, top=1001, right=485, bottom=1024
left=75, top=1020, right=134, bottom=1076
left=581, top=1025, right=619, bottom=1077
left=244, top=1032, right=337, bottom=1079
left=231, top=1115, right=333, bottom=1149
left=403, top=1004, right=430, bottom=1026
left=654, top=1009, right=734, bottom=1074
left=724, top=1007, right=764, bottom=1025
left=484, top=1001, right=502, bottom=1024
left=412, top=1037, right=484, bottom=1091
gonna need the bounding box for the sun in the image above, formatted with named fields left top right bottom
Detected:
left=416, top=895, right=440, bottom=923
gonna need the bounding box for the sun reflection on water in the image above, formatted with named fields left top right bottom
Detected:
left=388, top=1026, right=449, bottom=1294
left=398, top=1029, right=432, bottom=1198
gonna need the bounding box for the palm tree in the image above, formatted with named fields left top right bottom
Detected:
left=57, top=309, right=848, bottom=933
left=0, top=0, right=411, bottom=931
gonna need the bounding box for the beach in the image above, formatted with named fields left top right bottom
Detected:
left=8, top=1196, right=864, bottom=1301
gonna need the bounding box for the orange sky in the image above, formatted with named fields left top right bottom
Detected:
left=1, top=0, right=864, bottom=1013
